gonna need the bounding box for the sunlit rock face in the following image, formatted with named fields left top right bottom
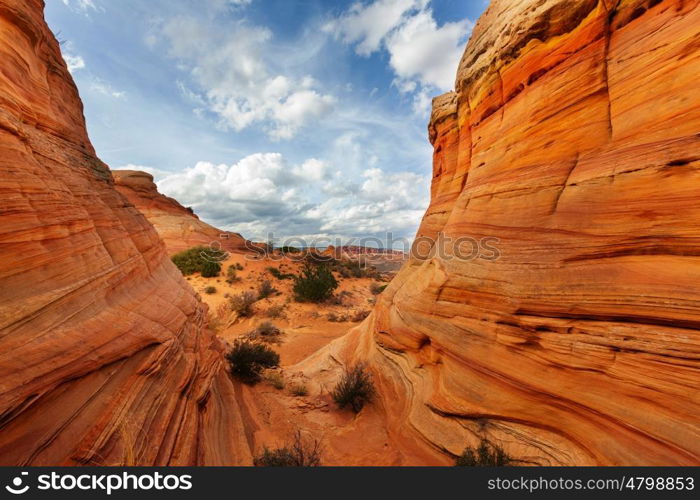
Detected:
left=0, top=0, right=250, bottom=465
left=113, top=170, right=253, bottom=256
left=338, top=0, right=700, bottom=465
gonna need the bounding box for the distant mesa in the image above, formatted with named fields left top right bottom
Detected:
left=112, top=169, right=255, bottom=255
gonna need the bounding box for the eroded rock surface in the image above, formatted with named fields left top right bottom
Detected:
left=0, top=0, right=250, bottom=465
left=320, top=0, right=700, bottom=465
left=113, top=170, right=253, bottom=255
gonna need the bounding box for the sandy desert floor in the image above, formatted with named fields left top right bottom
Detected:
left=185, top=254, right=444, bottom=465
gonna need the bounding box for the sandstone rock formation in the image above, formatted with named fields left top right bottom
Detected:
left=113, top=170, right=254, bottom=255
left=316, top=0, right=700, bottom=465
left=0, top=0, right=250, bottom=465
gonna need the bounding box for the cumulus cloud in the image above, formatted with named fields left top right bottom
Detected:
left=328, top=0, right=472, bottom=111
left=155, top=14, right=335, bottom=140
left=63, top=53, right=85, bottom=73
left=155, top=152, right=429, bottom=243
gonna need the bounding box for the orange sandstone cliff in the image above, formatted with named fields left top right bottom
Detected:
left=310, top=0, right=700, bottom=465
left=0, top=0, right=250, bottom=465
left=113, top=170, right=254, bottom=255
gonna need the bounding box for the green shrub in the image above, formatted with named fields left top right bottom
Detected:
left=279, top=246, right=301, bottom=254
left=204, top=286, right=217, bottom=294
left=226, top=340, right=280, bottom=384
left=455, top=438, right=512, bottom=466
left=331, top=364, right=374, bottom=413
left=253, top=431, right=321, bottom=467
left=266, top=266, right=294, bottom=280
left=236, top=262, right=244, bottom=271
left=171, top=246, right=226, bottom=276
left=370, top=282, right=388, bottom=295
left=258, top=280, right=277, bottom=299
left=201, top=260, right=220, bottom=278
left=229, top=291, right=257, bottom=317
left=293, top=264, right=338, bottom=303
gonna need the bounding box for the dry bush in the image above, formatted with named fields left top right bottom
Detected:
left=226, top=340, right=280, bottom=384
left=258, top=280, right=277, bottom=299
left=289, top=383, right=308, bottom=397
left=253, top=431, right=321, bottom=467
left=229, top=291, right=257, bottom=317
left=455, top=438, right=512, bottom=466
left=265, top=304, right=286, bottom=319
left=331, top=364, right=375, bottom=413
left=351, top=310, right=370, bottom=322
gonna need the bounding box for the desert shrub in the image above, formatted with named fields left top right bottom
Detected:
left=171, top=246, right=226, bottom=276
left=246, top=321, right=282, bottom=343
left=236, top=262, right=244, bottom=271
left=289, top=383, right=308, bottom=397
left=253, top=431, right=321, bottom=467
left=265, top=304, right=286, bottom=319
left=351, top=310, right=370, bottom=322
left=226, top=265, right=240, bottom=283
left=455, top=438, right=512, bottom=467
left=370, top=282, right=388, bottom=295
left=258, top=280, right=277, bottom=299
left=279, top=246, right=301, bottom=254
left=293, top=264, right=338, bottom=303
left=204, top=286, right=217, bottom=294
left=201, top=260, right=220, bottom=277
left=326, top=312, right=347, bottom=323
left=264, top=371, right=285, bottom=390
left=229, top=291, right=257, bottom=317
left=331, top=364, right=374, bottom=413
left=266, top=266, right=294, bottom=280
left=226, top=340, right=280, bottom=384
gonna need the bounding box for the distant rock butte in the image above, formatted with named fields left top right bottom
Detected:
left=308, top=0, right=700, bottom=465
left=0, top=0, right=250, bottom=465
left=113, top=169, right=254, bottom=255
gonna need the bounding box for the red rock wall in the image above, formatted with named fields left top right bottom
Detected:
left=0, top=0, right=250, bottom=465
left=113, top=170, right=253, bottom=256
left=349, top=0, right=699, bottom=465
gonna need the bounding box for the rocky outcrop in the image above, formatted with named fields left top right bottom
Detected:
left=113, top=170, right=254, bottom=256
left=0, top=0, right=250, bottom=465
left=323, top=0, right=700, bottom=465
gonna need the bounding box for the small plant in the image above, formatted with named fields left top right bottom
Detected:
left=226, top=265, right=240, bottom=283
left=370, top=282, right=388, bottom=295
left=201, top=260, right=220, bottom=277
left=253, top=431, right=321, bottom=467
left=455, top=438, right=512, bottom=466
left=289, top=383, right=308, bottom=397
left=351, top=310, right=370, bottom=322
left=264, top=371, right=285, bottom=390
left=246, top=321, right=282, bottom=343
left=265, top=304, right=286, bottom=319
left=204, top=286, right=217, bottom=294
left=266, top=266, right=294, bottom=280
left=326, top=312, right=346, bottom=323
left=229, top=291, right=257, bottom=317
left=171, top=246, right=226, bottom=276
left=331, top=364, right=375, bottom=413
left=236, top=262, right=244, bottom=271
left=293, top=264, right=338, bottom=303
left=258, top=280, right=277, bottom=299
left=226, top=340, right=280, bottom=384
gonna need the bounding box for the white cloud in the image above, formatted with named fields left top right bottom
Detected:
left=156, top=15, right=335, bottom=140
left=61, top=0, right=99, bottom=13
left=154, top=152, right=429, bottom=242
left=63, top=53, right=85, bottom=73
left=329, top=0, right=472, bottom=112
left=89, top=78, right=125, bottom=99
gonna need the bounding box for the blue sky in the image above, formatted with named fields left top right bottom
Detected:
left=46, top=0, right=487, bottom=246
